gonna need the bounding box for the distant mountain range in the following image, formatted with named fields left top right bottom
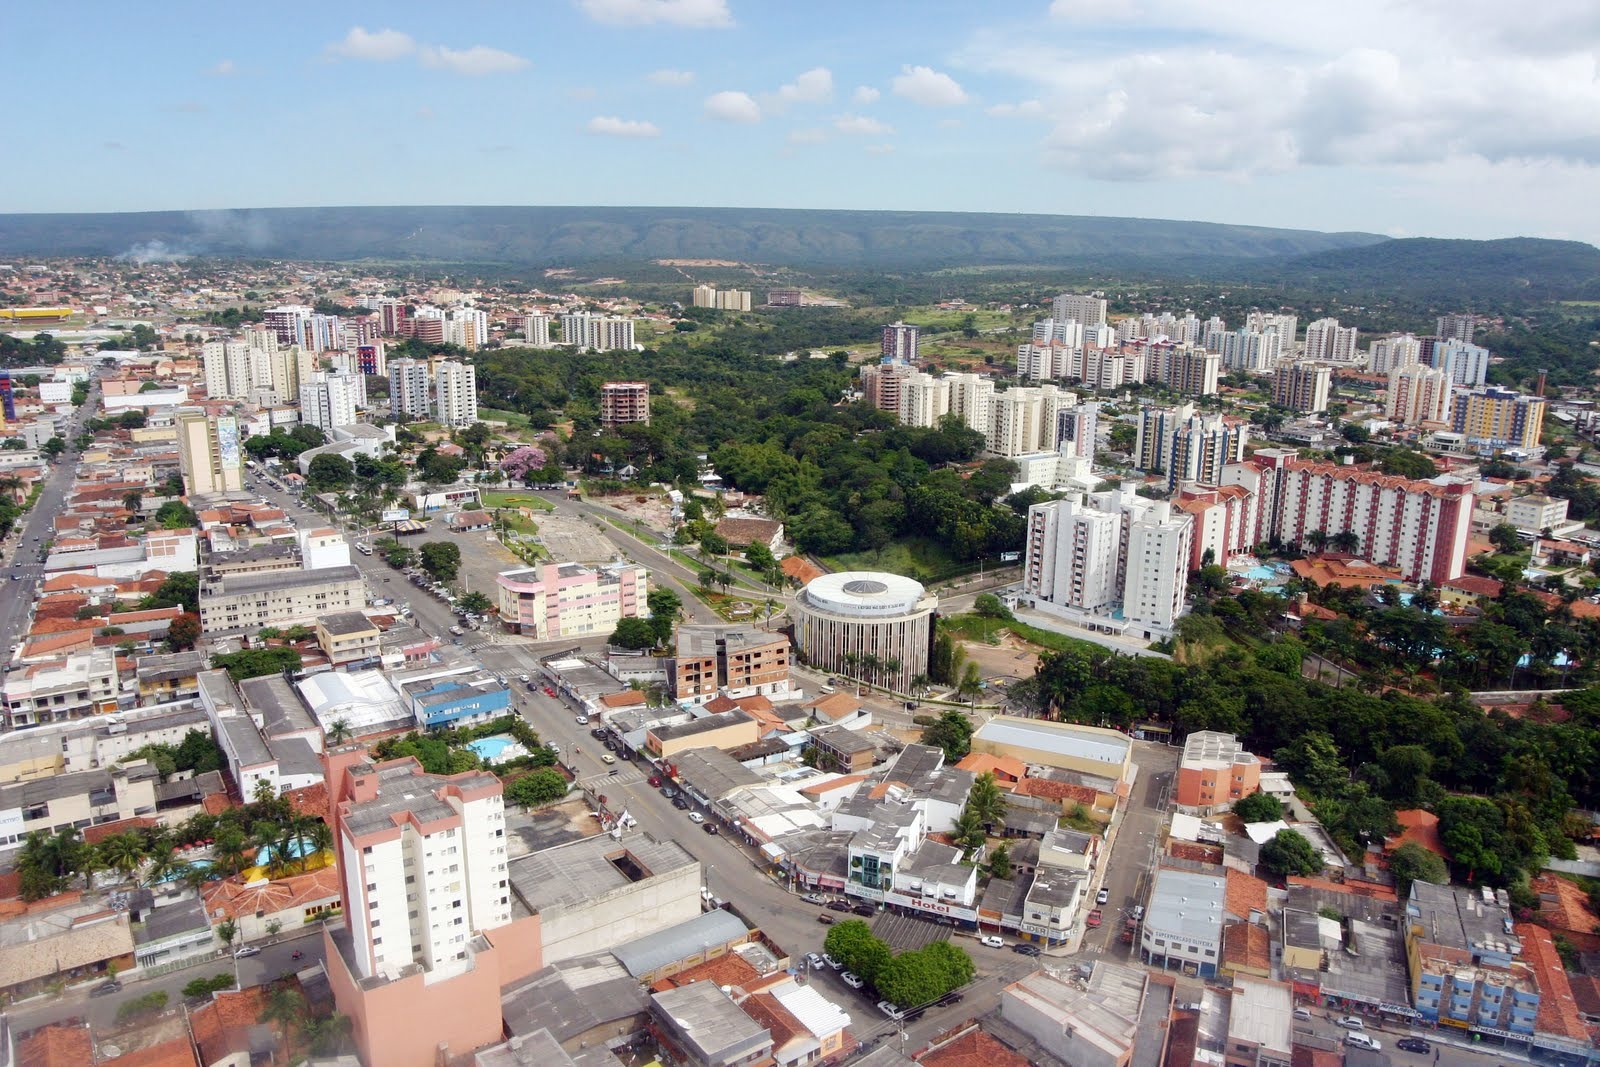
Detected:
left=0, top=206, right=1596, bottom=303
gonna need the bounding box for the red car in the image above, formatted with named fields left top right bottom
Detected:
left=1086, top=909, right=1103, bottom=928
left=648, top=775, right=662, bottom=788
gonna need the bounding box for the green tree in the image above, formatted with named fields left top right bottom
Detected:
left=989, top=841, right=1013, bottom=880
left=973, top=593, right=1012, bottom=620
left=823, top=920, right=892, bottom=982
left=1388, top=841, right=1449, bottom=896
left=1260, top=829, right=1324, bottom=878
left=167, top=612, right=202, bottom=652
left=458, top=590, right=493, bottom=615
left=646, top=588, right=681, bottom=644
left=965, top=772, right=1007, bottom=829
left=305, top=453, right=354, bottom=493
left=215, top=918, right=239, bottom=949
left=417, top=541, right=461, bottom=582
left=154, top=500, right=200, bottom=529
left=259, top=986, right=308, bottom=1045
left=182, top=973, right=236, bottom=999
left=609, top=617, right=657, bottom=650
left=212, top=647, right=302, bottom=681
left=506, top=769, right=569, bottom=807
left=919, top=709, right=973, bottom=762
left=1233, top=791, right=1285, bottom=823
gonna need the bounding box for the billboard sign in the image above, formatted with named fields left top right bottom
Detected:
left=214, top=415, right=242, bottom=471
left=381, top=508, right=411, bottom=523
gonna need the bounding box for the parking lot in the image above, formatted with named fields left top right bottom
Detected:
left=870, top=911, right=952, bottom=953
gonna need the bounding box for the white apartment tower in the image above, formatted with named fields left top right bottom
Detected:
left=882, top=322, right=920, bottom=362
left=1271, top=361, right=1332, bottom=414
left=1304, top=318, right=1359, bottom=363
left=561, top=313, right=636, bottom=351
left=1023, top=495, right=1121, bottom=612
left=1123, top=500, right=1193, bottom=634
left=1434, top=340, right=1491, bottom=388
left=1386, top=365, right=1453, bottom=426
left=522, top=314, right=553, bottom=348
left=1436, top=313, right=1476, bottom=343
left=434, top=361, right=478, bottom=429
left=332, top=757, right=512, bottom=984
left=201, top=341, right=252, bottom=400
left=898, top=370, right=952, bottom=428
left=1033, top=319, right=1085, bottom=347
left=1052, top=293, right=1108, bottom=327
left=1056, top=403, right=1099, bottom=460
left=300, top=372, right=363, bottom=433
left=1370, top=334, right=1422, bottom=375
left=946, top=373, right=994, bottom=434
left=388, top=358, right=432, bottom=420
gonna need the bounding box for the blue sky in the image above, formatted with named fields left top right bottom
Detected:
left=6, top=0, right=1600, bottom=243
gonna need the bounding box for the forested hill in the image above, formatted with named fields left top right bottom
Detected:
left=0, top=205, right=1383, bottom=269
left=1242, top=237, right=1600, bottom=304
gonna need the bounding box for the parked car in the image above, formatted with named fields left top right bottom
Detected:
left=1096, top=887, right=1110, bottom=905
left=1345, top=1034, right=1381, bottom=1052
left=1396, top=1039, right=1432, bottom=1054
left=806, top=953, right=826, bottom=969
left=90, top=980, right=123, bottom=997
left=826, top=900, right=854, bottom=913
left=1086, top=909, right=1103, bottom=927
left=702, top=823, right=718, bottom=835
left=817, top=913, right=836, bottom=926
left=851, top=903, right=875, bottom=917
left=687, top=812, right=705, bottom=824
left=802, top=893, right=828, bottom=905
left=822, top=953, right=842, bottom=970
left=1012, top=943, right=1041, bottom=956
left=1337, top=1016, right=1366, bottom=1031
left=1130, top=905, right=1144, bottom=921
left=937, top=991, right=964, bottom=1007
left=233, top=946, right=262, bottom=958
left=660, top=785, right=677, bottom=798
left=841, top=972, right=865, bottom=990
left=600, top=754, right=615, bottom=765
left=1293, top=1008, right=1312, bottom=1021
left=979, top=935, right=1004, bottom=948
left=448, top=625, right=464, bottom=636
left=877, top=1001, right=905, bottom=1020
left=672, top=797, right=690, bottom=810
left=648, top=775, right=663, bottom=788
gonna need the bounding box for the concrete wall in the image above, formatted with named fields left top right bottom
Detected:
left=538, top=862, right=701, bottom=966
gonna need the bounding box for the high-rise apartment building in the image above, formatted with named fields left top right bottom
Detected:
left=692, top=286, right=752, bottom=312
left=1436, top=313, right=1476, bottom=343
left=300, top=372, right=363, bottom=433
left=946, top=372, right=994, bottom=434
left=1222, top=449, right=1474, bottom=583
left=1016, top=342, right=1073, bottom=382
left=898, top=370, right=951, bottom=428
left=408, top=317, right=446, bottom=346
left=599, top=381, right=650, bottom=429
left=881, top=321, right=920, bottom=362
left=1386, top=365, right=1452, bottom=426
left=176, top=412, right=244, bottom=496
left=1434, top=340, right=1491, bottom=387
left=1450, top=386, right=1545, bottom=453
left=1303, top=318, right=1359, bottom=362
left=521, top=314, right=553, bottom=348
left=561, top=313, right=636, bottom=351
left=1052, top=293, right=1108, bottom=327
left=861, top=360, right=915, bottom=415
left=767, top=288, right=803, bottom=306
left=1033, top=318, right=1085, bottom=347
left=987, top=385, right=1075, bottom=457
left=1022, top=484, right=1194, bottom=639
left=1369, top=334, right=1422, bottom=375
left=1217, top=328, right=1285, bottom=373
left=1271, top=361, right=1332, bottom=414
left=377, top=299, right=409, bottom=336
left=1056, top=403, right=1099, bottom=460
left=1135, top=405, right=1245, bottom=488
left=1147, top=343, right=1220, bottom=397
left=264, top=305, right=314, bottom=347
left=1245, top=311, right=1298, bottom=347
left=388, top=358, right=432, bottom=420
left=202, top=340, right=252, bottom=400
left=434, top=361, right=478, bottom=429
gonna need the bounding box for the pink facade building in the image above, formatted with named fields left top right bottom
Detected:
left=493, top=561, right=648, bottom=639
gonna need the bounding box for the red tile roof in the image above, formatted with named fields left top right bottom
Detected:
left=1223, top=921, right=1273, bottom=973
left=918, top=1028, right=1030, bottom=1067
left=1285, top=875, right=1397, bottom=902
left=83, top=816, right=160, bottom=845
left=189, top=986, right=273, bottom=1065
left=1517, top=923, right=1589, bottom=1042
left=741, top=992, right=807, bottom=1053
left=16, top=1023, right=93, bottom=1067
left=649, top=951, right=762, bottom=992
left=955, top=753, right=1027, bottom=784
left=104, top=1036, right=201, bottom=1067
left=1169, top=841, right=1224, bottom=865
left=284, top=782, right=330, bottom=823
left=1386, top=809, right=1449, bottom=861
left=780, top=556, right=824, bottom=585
left=1530, top=874, right=1600, bottom=936
left=1226, top=869, right=1270, bottom=918
left=1012, top=777, right=1100, bottom=806
left=201, top=865, right=340, bottom=923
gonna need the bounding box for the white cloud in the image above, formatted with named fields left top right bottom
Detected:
left=588, top=115, right=662, bottom=137
left=777, top=67, right=833, bottom=103
left=865, top=143, right=895, bottom=155
left=578, top=0, right=733, bottom=28
left=853, top=86, right=880, bottom=105
left=418, top=44, right=530, bottom=76
left=987, top=99, right=1046, bottom=118
left=703, top=90, right=762, bottom=123
left=206, top=59, right=235, bottom=77
left=569, top=87, right=599, bottom=100
left=788, top=128, right=829, bottom=145
left=327, top=26, right=416, bottom=62
left=891, top=65, right=968, bottom=107
left=1048, top=0, right=1137, bottom=18
left=834, top=114, right=894, bottom=136
left=650, top=69, right=696, bottom=86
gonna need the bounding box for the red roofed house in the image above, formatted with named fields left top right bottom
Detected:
left=1386, top=809, right=1449, bottom=862
left=15, top=1023, right=93, bottom=1067
left=955, top=752, right=1026, bottom=789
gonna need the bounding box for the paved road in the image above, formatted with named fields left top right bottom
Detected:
left=1075, top=742, right=1177, bottom=960
left=0, top=388, right=94, bottom=666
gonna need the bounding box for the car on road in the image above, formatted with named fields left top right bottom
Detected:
left=576, top=715, right=590, bottom=726
left=448, top=625, right=463, bottom=636
left=822, top=953, right=842, bottom=969
left=1012, top=943, right=1041, bottom=956
left=672, top=796, right=690, bottom=810
left=233, top=946, right=262, bottom=958
left=1345, top=1034, right=1381, bottom=1052
left=687, top=812, right=705, bottom=824
left=1396, top=1039, right=1431, bottom=1054
left=877, top=1001, right=904, bottom=1020
left=851, top=903, right=875, bottom=917
left=802, top=893, right=828, bottom=905
left=702, top=823, right=718, bottom=835
left=805, top=952, right=826, bottom=969
left=600, top=754, right=615, bottom=765
left=648, top=775, right=663, bottom=788
left=590, top=728, right=607, bottom=739
left=1293, top=1008, right=1312, bottom=1021
left=660, top=785, right=677, bottom=798
left=1096, top=887, right=1110, bottom=904
left=1337, top=1016, right=1366, bottom=1031
left=90, top=980, right=123, bottom=997
left=826, top=900, right=854, bottom=913
left=543, top=686, right=556, bottom=697
left=979, top=935, right=1005, bottom=948
left=817, top=913, right=836, bottom=925
left=936, top=991, right=964, bottom=1007
left=1086, top=909, right=1103, bottom=927
left=841, top=972, right=865, bottom=990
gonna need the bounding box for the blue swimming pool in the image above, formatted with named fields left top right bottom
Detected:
left=1244, top=565, right=1279, bottom=581
left=256, top=836, right=317, bottom=865
left=468, top=735, right=513, bottom=760
left=154, top=859, right=213, bottom=884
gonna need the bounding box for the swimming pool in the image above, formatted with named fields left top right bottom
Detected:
left=468, top=735, right=514, bottom=760
left=1244, top=565, right=1279, bottom=581
left=255, top=836, right=317, bottom=866
left=154, top=859, right=213, bottom=884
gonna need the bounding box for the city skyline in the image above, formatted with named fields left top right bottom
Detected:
left=4, top=1, right=1599, bottom=244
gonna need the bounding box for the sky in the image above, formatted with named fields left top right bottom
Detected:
left=6, top=0, right=1600, bottom=243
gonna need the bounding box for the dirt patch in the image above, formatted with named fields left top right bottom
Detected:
left=505, top=797, right=603, bottom=857
left=958, top=630, right=1041, bottom=681
left=598, top=493, right=676, bottom=538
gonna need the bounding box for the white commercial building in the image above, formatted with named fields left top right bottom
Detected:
left=791, top=572, right=936, bottom=693
left=434, top=361, right=478, bottom=428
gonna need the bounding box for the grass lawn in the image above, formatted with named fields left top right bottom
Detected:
left=823, top=536, right=974, bottom=582
left=941, top=612, right=1107, bottom=658
left=478, top=407, right=532, bottom=430
left=479, top=491, right=556, bottom=511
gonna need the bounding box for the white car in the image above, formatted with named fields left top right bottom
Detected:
left=687, top=812, right=705, bottom=824
left=877, top=1001, right=905, bottom=1020
left=1338, top=1016, right=1366, bottom=1031
left=600, top=754, right=615, bottom=765
left=805, top=953, right=826, bottom=970
left=802, top=893, right=828, bottom=905
left=822, top=953, right=842, bottom=970
left=1345, top=1034, right=1381, bottom=1051
left=841, top=972, right=865, bottom=990
left=1096, top=887, right=1110, bottom=904
left=232, top=945, right=261, bottom=958
left=979, top=935, right=1005, bottom=949
left=575, top=715, right=589, bottom=726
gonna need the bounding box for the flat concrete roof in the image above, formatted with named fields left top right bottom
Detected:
left=613, top=908, right=749, bottom=978
left=974, top=716, right=1130, bottom=768
left=507, top=832, right=696, bottom=915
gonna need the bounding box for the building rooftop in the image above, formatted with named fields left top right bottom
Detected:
left=211, top=564, right=361, bottom=595
left=1228, top=977, right=1293, bottom=1055
left=507, top=832, right=696, bottom=915
left=1005, top=963, right=1144, bottom=1062
left=672, top=747, right=763, bottom=800
left=338, top=759, right=499, bottom=840
left=1148, top=868, right=1226, bottom=944
left=613, top=908, right=751, bottom=978
left=652, top=708, right=755, bottom=743
left=810, top=724, right=877, bottom=755
left=134, top=896, right=210, bottom=947
left=0, top=761, right=159, bottom=809
left=651, top=980, right=772, bottom=1062
left=1407, top=881, right=1520, bottom=955
left=500, top=952, right=650, bottom=1044
left=1181, top=730, right=1259, bottom=769
left=239, top=674, right=317, bottom=738
left=973, top=716, right=1130, bottom=769
left=318, top=611, right=376, bottom=637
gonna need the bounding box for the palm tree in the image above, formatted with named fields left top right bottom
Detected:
left=144, top=845, right=183, bottom=888
left=327, top=718, right=352, bottom=746
left=909, top=674, right=933, bottom=700
left=212, top=829, right=250, bottom=878
left=305, top=819, right=333, bottom=862
left=76, top=843, right=109, bottom=893
left=100, top=832, right=148, bottom=885
left=881, top=659, right=902, bottom=691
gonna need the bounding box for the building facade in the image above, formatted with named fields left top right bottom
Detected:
left=881, top=321, right=920, bottom=362
left=1175, top=731, right=1262, bottom=815
left=176, top=411, right=244, bottom=497
left=599, top=381, right=651, bottom=428
left=1387, top=365, right=1453, bottom=426
left=434, top=361, right=478, bottom=428
left=388, top=358, right=431, bottom=420
left=1450, top=386, right=1545, bottom=453
left=791, top=572, right=936, bottom=693
left=494, top=562, right=648, bottom=639
left=1271, top=362, right=1331, bottom=414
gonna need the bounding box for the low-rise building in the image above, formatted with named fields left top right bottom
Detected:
left=647, top=709, right=760, bottom=759
left=2, top=648, right=121, bottom=729
left=1226, top=976, right=1294, bottom=1067
left=199, top=564, right=364, bottom=632
left=649, top=980, right=775, bottom=1067
left=1176, top=732, right=1262, bottom=815
left=0, top=761, right=161, bottom=850
left=1001, top=962, right=1150, bottom=1067
left=315, top=611, right=381, bottom=666
left=397, top=667, right=511, bottom=730
left=1404, top=881, right=1539, bottom=1035
left=1142, top=868, right=1226, bottom=978
left=495, top=562, right=648, bottom=639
